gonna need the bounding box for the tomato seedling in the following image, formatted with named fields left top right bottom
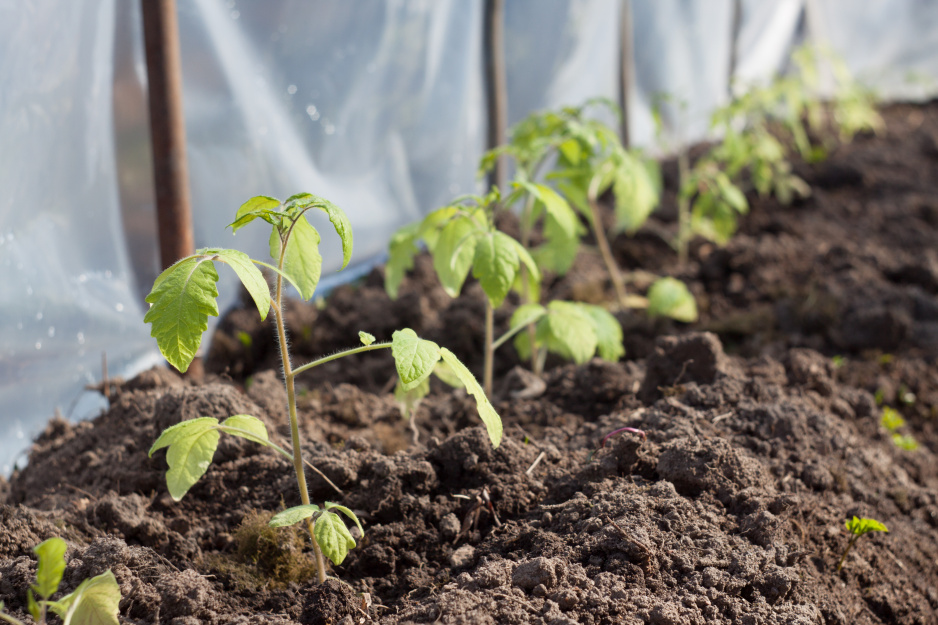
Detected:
left=837, top=516, right=888, bottom=572
left=145, top=193, right=501, bottom=583
left=0, top=537, right=120, bottom=625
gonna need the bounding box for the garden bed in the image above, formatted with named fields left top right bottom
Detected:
left=2, top=101, right=938, bottom=624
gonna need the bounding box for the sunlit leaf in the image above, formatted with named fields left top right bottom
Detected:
left=148, top=417, right=221, bottom=501
left=47, top=570, right=121, bottom=625
left=269, top=504, right=321, bottom=528
left=270, top=216, right=322, bottom=301
left=314, top=511, right=357, bottom=566
left=220, top=414, right=269, bottom=445
left=647, top=277, right=698, bottom=322
left=473, top=232, right=520, bottom=308
left=144, top=254, right=220, bottom=373
left=32, top=537, right=67, bottom=600
left=391, top=329, right=441, bottom=391
left=439, top=348, right=502, bottom=447
left=228, top=195, right=283, bottom=233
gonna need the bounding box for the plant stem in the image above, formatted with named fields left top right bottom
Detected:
left=273, top=257, right=328, bottom=584
left=836, top=535, right=858, bottom=572
left=676, top=148, right=691, bottom=266
left=0, top=612, right=26, bottom=625
left=484, top=298, right=495, bottom=397
left=293, top=342, right=392, bottom=376
left=518, top=192, right=540, bottom=372
left=586, top=194, right=628, bottom=309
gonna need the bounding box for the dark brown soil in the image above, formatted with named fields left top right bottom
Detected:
left=3, top=102, right=938, bottom=624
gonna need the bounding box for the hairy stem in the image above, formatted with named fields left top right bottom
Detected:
left=274, top=246, right=327, bottom=584
left=0, top=611, right=26, bottom=625
left=293, top=342, right=392, bottom=376
left=484, top=299, right=495, bottom=397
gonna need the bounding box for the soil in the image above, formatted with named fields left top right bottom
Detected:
left=3, top=102, right=938, bottom=624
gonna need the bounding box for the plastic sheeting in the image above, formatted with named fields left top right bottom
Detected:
left=3, top=0, right=938, bottom=472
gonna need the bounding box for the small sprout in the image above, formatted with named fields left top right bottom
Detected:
left=899, top=385, right=916, bottom=406
left=589, top=426, right=646, bottom=462
left=878, top=353, right=894, bottom=366
left=874, top=389, right=885, bottom=406
left=831, top=355, right=845, bottom=369
left=237, top=331, right=253, bottom=349
left=880, top=406, right=919, bottom=452
left=358, top=331, right=375, bottom=346
left=880, top=406, right=905, bottom=431
left=837, top=516, right=888, bottom=572
left=0, top=537, right=121, bottom=625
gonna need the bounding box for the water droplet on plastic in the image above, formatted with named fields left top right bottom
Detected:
left=78, top=273, right=88, bottom=283
left=47, top=326, right=55, bottom=338
left=36, top=311, right=43, bottom=320
left=323, top=122, right=336, bottom=135
left=104, top=270, right=112, bottom=279
left=16, top=322, right=23, bottom=330
left=287, top=84, right=297, bottom=95
left=35, top=341, right=41, bottom=350
left=77, top=332, right=85, bottom=345
left=306, top=105, right=320, bottom=121
left=115, top=303, right=124, bottom=312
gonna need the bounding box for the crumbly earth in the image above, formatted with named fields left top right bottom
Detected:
left=2, top=103, right=937, bottom=624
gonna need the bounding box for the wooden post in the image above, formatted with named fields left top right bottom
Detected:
left=727, top=0, right=743, bottom=95
left=141, top=0, right=195, bottom=271
left=484, top=0, right=508, bottom=191
left=618, top=0, right=634, bottom=147
left=142, top=0, right=201, bottom=378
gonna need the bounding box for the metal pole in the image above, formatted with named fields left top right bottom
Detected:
left=484, top=0, right=508, bottom=191
left=142, top=0, right=195, bottom=271
left=618, top=0, right=634, bottom=147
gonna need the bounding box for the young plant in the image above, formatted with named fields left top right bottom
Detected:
left=880, top=406, right=919, bottom=451
left=482, top=100, right=669, bottom=310
left=145, top=193, right=501, bottom=583
left=0, top=537, right=120, bottom=625
left=385, top=188, right=540, bottom=395
left=837, top=516, right=888, bottom=572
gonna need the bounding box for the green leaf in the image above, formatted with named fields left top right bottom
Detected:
left=219, top=414, right=269, bottom=445
left=385, top=223, right=420, bottom=299
left=439, top=348, right=502, bottom=447
left=324, top=502, right=364, bottom=538
left=845, top=516, right=888, bottom=536
left=395, top=375, right=429, bottom=419
left=646, top=277, right=698, bottom=322
left=28, top=589, right=40, bottom=622
left=283, top=193, right=354, bottom=269
left=433, top=216, right=478, bottom=297
left=892, top=433, right=919, bottom=451
left=144, top=254, right=220, bottom=373
left=613, top=155, right=661, bottom=234
left=473, top=232, right=520, bottom=308
left=535, top=211, right=581, bottom=275
left=207, top=248, right=270, bottom=321
left=32, top=537, right=67, bottom=600
left=270, top=216, right=322, bottom=301
left=229, top=195, right=283, bottom=233
left=880, top=406, right=905, bottom=432
left=359, top=331, right=376, bottom=346
left=314, top=511, right=357, bottom=566
left=47, top=570, right=120, bottom=625
left=509, top=304, right=548, bottom=331
left=269, top=504, right=321, bottom=528
left=148, top=417, right=221, bottom=501
left=583, top=305, right=624, bottom=362
left=522, top=182, right=578, bottom=239
left=540, top=301, right=598, bottom=365
left=391, top=329, right=442, bottom=391
left=432, top=359, right=463, bottom=388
